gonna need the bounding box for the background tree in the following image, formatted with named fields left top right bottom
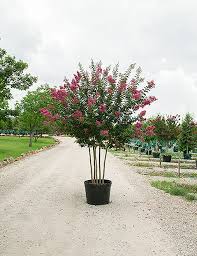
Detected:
left=0, top=48, right=37, bottom=101
left=18, top=85, right=54, bottom=147
left=150, top=114, right=180, bottom=147
left=179, top=113, right=197, bottom=154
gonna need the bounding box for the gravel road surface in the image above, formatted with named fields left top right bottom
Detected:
left=0, top=137, right=196, bottom=256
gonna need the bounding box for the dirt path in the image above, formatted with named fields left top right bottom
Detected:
left=0, top=137, right=196, bottom=256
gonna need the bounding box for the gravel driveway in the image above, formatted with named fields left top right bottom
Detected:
left=0, top=137, right=196, bottom=256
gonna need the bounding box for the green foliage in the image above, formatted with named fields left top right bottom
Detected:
left=178, top=113, right=197, bottom=153
left=0, top=48, right=37, bottom=101
left=18, top=85, right=53, bottom=137
left=150, top=114, right=180, bottom=144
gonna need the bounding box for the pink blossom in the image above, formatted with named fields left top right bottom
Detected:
left=96, top=92, right=100, bottom=98
left=114, top=111, right=121, bottom=118
left=51, top=88, right=68, bottom=102
left=87, top=97, right=96, bottom=107
left=131, top=79, right=136, bottom=85
left=103, top=69, right=108, bottom=76
left=51, top=114, right=60, bottom=121
left=139, top=110, right=146, bottom=117
left=145, top=125, right=155, bottom=136
left=147, top=80, right=155, bottom=88
left=74, top=71, right=81, bottom=83
left=72, top=110, right=83, bottom=120
left=141, top=96, right=157, bottom=107
left=70, top=79, right=78, bottom=91
left=40, top=108, right=52, bottom=117
left=72, top=97, right=79, bottom=104
left=96, top=120, right=102, bottom=127
left=118, top=82, right=127, bottom=92
left=135, top=121, right=142, bottom=129
left=133, top=105, right=140, bottom=111
left=99, top=104, right=107, bottom=113
left=96, top=66, right=102, bottom=75
left=107, top=75, right=115, bottom=84
left=132, top=90, right=141, bottom=100
left=92, top=77, right=99, bottom=85
left=107, top=88, right=113, bottom=95
left=100, top=130, right=109, bottom=136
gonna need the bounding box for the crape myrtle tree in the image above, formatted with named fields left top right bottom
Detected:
left=18, top=85, right=55, bottom=147
left=179, top=113, right=197, bottom=154
left=131, top=118, right=156, bottom=151
left=150, top=114, right=180, bottom=148
left=41, top=60, right=157, bottom=184
left=0, top=48, right=37, bottom=101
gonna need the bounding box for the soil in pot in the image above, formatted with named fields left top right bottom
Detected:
left=84, top=180, right=112, bottom=205
left=152, top=152, right=160, bottom=158
left=163, top=155, right=172, bottom=162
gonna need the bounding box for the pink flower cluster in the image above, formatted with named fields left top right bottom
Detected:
left=68, top=71, right=81, bottom=91
left=88, top=97, right=97, bottom=107
left=135, top=121, right=142, bottom=129
left=96, top=120, right=103, bottom=127
left=107, top=75, right=115, bottom=84
left=118, top=82, right=127, bottom=92
left=99, top=104, right=107, bottom=113
left=114, top=111, right=121, bottom=118
left=40, top=108, right=59, bottom=121
left=72, top=110, right=83, bottom=120
left=100, top=130, right=109, bottom=136
left=147, top=80, right=155, bottom=88
left=72, top=96, right=79, bottom=104
left=131, top=79, right=136, bottom=85
left=141, top=96, right=157, bottom=108
left=107, top=88, right=113, bottom=95
left=132, top=89, right=142, bottom=100
left=145, top=125, right=155, bottom=136
left=139, top=110, right=146, bottom=117
left=51, top=88, right=68, bottom=102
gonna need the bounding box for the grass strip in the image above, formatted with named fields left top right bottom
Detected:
left=151, top=180, right=197, bottom=201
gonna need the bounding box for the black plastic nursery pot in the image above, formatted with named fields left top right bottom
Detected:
left=163, top=155, right=172, bottom=162
left=183, top=153, right=192, bottom=160
left=140, top=148, right=145, bottom=153
left=152, top=152, right=160, bottom=158
left=84, top=180, right=112, bottom=205
left=134, top=146, right=139, bottom=151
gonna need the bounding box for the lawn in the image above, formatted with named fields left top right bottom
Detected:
left=0, top=136, right=56, bottom=161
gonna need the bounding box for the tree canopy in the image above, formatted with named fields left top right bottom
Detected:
left=0, top=48, right=37, bottom=101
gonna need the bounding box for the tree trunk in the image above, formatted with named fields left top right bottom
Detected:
left=29, top=132, right=33, bottom=147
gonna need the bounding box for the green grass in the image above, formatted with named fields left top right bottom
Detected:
left=0, top=136, right=56, bottom=161
left=144, top=171, right=197, bottom=178
left=151, top=180, right=197, bottom=201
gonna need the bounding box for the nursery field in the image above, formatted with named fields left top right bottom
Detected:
left=0, top=136, right=56, bottom=161
left=110, top=148, right=197, bottom=201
